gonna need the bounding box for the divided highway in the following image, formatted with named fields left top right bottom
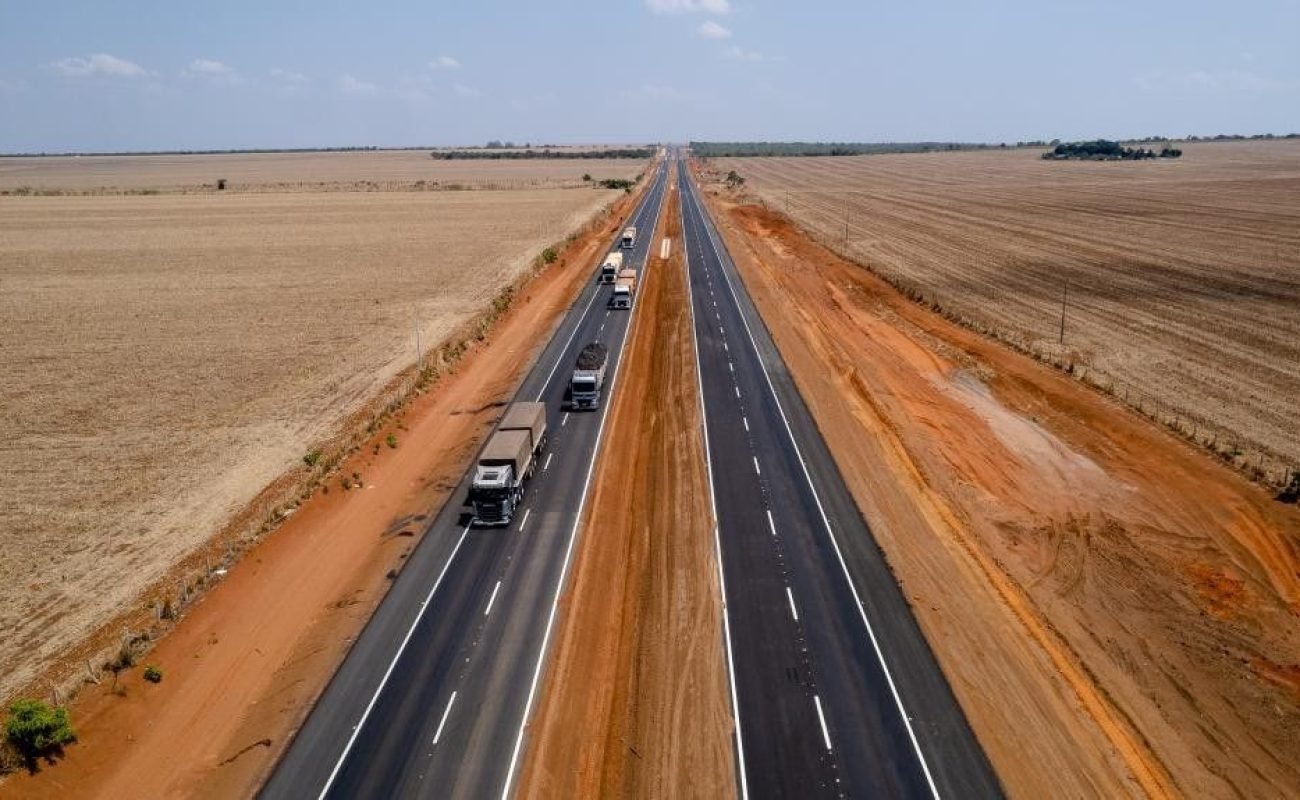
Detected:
left=679, top=159, right=1002, bottom=799
left=262, top=162, right=668, bottom=800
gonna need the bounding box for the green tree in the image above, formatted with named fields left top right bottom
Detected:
left=4, top=699, right=76, bottom=762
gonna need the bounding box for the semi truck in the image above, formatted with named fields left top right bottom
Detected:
left=568, top=342, right=608, bottom=410
left=469, top=401, right=548, bottom=526
left=598, top=251, right=624, bottom=284
left=610, top=268, right=637, bottom=309
left=621, top=226, right=637, bottom=249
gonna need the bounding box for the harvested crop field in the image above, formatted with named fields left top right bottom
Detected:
left=0, top=150, right=646, bottom=193
left=709, top=142, right=1300, bottom=481
left=0, top=166, right=632, bottom=703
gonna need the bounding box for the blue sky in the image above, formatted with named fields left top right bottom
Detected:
left=1, top=0, right=1297, bottom=152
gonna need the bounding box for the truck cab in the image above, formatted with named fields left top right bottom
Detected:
left=598, top=251, right=623, bottom=284
left=469, top=463, right=518, bottom=525
left=570, top=370, right=602, bottom=409
left=621, top=226, right=637, bottom=249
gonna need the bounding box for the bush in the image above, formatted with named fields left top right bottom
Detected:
left=4, top=700, right=76, bottom=761
left=541, top=247, right=558, bottom=265
left=143, top=665, right=163, bottom=683
left=302, top=450, right=322, bottom=467
left=385, top=433, right=398, bottom=449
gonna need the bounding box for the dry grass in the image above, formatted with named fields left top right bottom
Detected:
left=0, top=150, right=646, bottom=193
left=710, top=141, right=1300, bottom=480
left=0, top=180, right=625, bottom=701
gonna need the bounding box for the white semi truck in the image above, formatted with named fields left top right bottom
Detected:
left=598, top=251, right=624, bottom=284
left=469, top=402, right=548, bottom=526
left=568, top=342, right=608, bottom=410
left=621, top=226, right=637, bottom=249
left=609, top=268, right=637, bottom=309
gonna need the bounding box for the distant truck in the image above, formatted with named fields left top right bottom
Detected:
left=609, top=268, right=637, bottom=309
left=469, top=402, right=548, bottom=526
left=621, top=226, right=637, bottom=249
left=568, top=342, right=608, bottom=410
left=598, top=251, right=624, bottom=284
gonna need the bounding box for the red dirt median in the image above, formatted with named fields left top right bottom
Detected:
left=519, top=182, right=736, bottom=798
left=2, top=187, right=646, bottom=800
left=702, top=189, right=1300, bottom=799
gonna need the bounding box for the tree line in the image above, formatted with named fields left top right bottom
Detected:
left=690, top=141, right=999, bottom=157
left=1042, top=140, right=1182, bottom=161
left=432, top=147, right=655, bottom=160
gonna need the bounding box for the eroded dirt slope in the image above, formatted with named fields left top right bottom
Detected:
left=520, top=182, right=735, bottom=799
left=704, top=192, right=1300, bottom=799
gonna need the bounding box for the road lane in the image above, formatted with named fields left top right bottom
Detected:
left=679, top=158, right=1001, bottom=799
left=262, top=162, right=668, bottom=800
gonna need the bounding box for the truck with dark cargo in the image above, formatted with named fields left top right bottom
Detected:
left=469, top=402, right=548, bottom=526
left=568, top=342, right=608, bottom=410
left=598, top=251, right=624, bottom=284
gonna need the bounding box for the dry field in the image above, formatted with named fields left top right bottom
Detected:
left=0, top=163, right=630, bottom=702
left=0, top=150, right=646, bottom=193
left=711, top=141, right=1300, bottom=480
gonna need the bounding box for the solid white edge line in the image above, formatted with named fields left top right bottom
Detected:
left=316, top=523, right=473, bottom=798
left=484, top=581, right=502, bottom=617
left=683, top=175, right=942, bottom=799
left=682, top=162, right=751, bottom=800
left=498, top=165, right=669, bottom=800
left=432, top=691, right=458, bottom=746
left=786, top=586, right=800, bottom=622
left=814, top=695, right=833, bottom=751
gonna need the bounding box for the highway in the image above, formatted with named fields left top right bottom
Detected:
left=678, top=158, right=1002, bottom=799
left=261, top=161, right=669, bottom=800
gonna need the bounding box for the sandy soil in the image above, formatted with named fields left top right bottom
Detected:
left=710, top=142, right=1300, bottom=480
left=0, top=150, right=646, bottom=192
left=0, top=186, right=623, bottom=707
left=701, top=188, right=1300, bottom=799
left=0, top=182, right=649, bottom=799
left=519, top=182, right=736, bottom=798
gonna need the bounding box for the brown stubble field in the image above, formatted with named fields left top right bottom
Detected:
left=0, top=150, right=646, bottom=192
left=713, top=141, right=1300, bottom=482
left=0, top=157, right=632, bottom=703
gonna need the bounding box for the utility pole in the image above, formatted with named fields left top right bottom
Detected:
left=843, top=195, right=850, bottom=247
left=414, top=305, right=423, bottom=369
left=1058, top=281, right=1069, bottom=345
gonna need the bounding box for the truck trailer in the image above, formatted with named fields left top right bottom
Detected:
left=469, top=401, right=548, bottom=526
left=568, top=342, right=608, bottom=410
left=609, top=268, right=637, bottom=309
left=598, top=251, right=624, bottom=284
left=621, top=226, right=637, bottom=249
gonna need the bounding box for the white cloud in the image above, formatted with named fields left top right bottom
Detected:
left=339, top=74, right=378, bottom=95
left=697, top=21, right=731, bottom=39
left=51, top=53, right=146, bottom=78
left=723, top=45, right=764, bottom=61
left=646, top=0, right=730, bottom=14
left=270, top=67, right=307, bottom=84
left=429, top=55, right=461, bottom=70
left=187, top=58, right=233, bottom=75
left=453, top=83, right=481, bottom=97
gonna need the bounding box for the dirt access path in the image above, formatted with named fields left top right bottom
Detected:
left=519, top=179, right=736, bottom=797
left=1, top=186, right=648, bottom=800
left=700, top=186, right=1300, bottom=799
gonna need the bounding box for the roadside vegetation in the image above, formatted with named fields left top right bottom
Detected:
left=2, top=699, right=76, bottom=773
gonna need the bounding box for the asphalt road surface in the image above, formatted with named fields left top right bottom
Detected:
left=261, top=162, right=669, bottom=800
left=678, top=157, right=1002, bottom=800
